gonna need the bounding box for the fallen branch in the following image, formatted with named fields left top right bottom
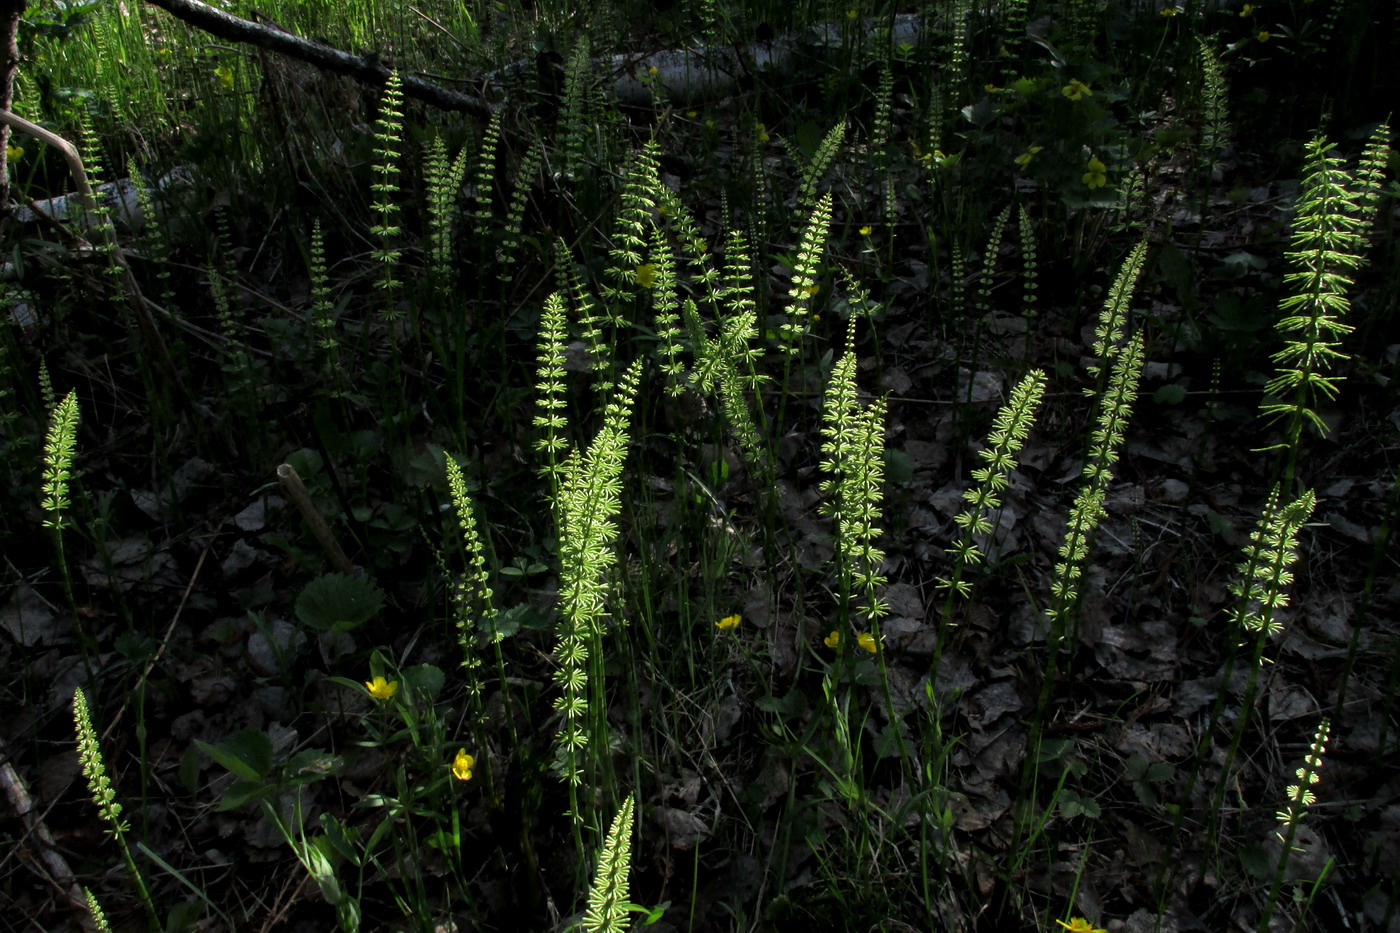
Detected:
left=141, top=0, right=496, bottom=118
left=0, top=110, right=184, bottom=396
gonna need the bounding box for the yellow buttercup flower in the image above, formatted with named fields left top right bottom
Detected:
left=857, top=632, right=878, bottom=654
left=6, top=144, right=23, bottom=162
left=716, top=614, right=741, bottom=630
left=1239, top=3, right=1255, bottom=15
left=824, top=631, right=841, bottom=648
left=1082, top=156, right=1108, bottom=189
left=634, top=263, right=657, bottom=288
left=365, top=675, right=399, bottom=701
left=215, top=65, right=234, bottom=89
left=801, top=283, right=819, bottom=299
left=1061, top=78, right=1092, bottom=101
left=756, top=123, right=770, bottom=143
left=1256, top=29, right=1270, bottom=41
left=1055, top=919, right=1106, bottom=933
left=846, top=7, right=858, bottom=18
left=859, top=225, right=872, bottom=236
left=451, top=748, right=475, bottom=781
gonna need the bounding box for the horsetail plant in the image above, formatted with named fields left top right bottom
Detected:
left=795, top=121, right=846, bottom=223
left=974, top=205, right=1012, bottom=319
left=1085, top=237, right=1149, bottom=397
left=85, top=889, right=112, bottom=933
left=1156, top=485, right=1318, bottom=913
left=73, top=687, right=159, bottom=928
left=369, top=69, right=405, bottom=315
left=471, top=111, right=503, bottom=237
left=1013, top=330, right=1145, bottom=860
left=307, top=220, right=340, bottom=385
left=552, top=360, right=642, bottom=830
left=1197, top=39, right=1229, bottom=160
left=42, top=389, right=82, bottom=627
left=1260, top=135, right=1365, bottom=472
left=496, top=140, right=541, bottom=282
left=1202, top=486, right=1318, bottom=866
left=780, top=191, right=833, bottom=354
left=1353, top=119, right=1392, bottom=233
left=1045, top=333, right=1149, bottom=638
left=1019, top=205, right=1039, bottom=324
left=37, top=357, right=54, bottom=411
left=582, top=794, right=636, bottom=933
left=445, top=452, right=509, bottom=792
left=558, top=239, right=615, bottom=388
left=557, top=36, right=593, bottom=183
left=1263, top=718, right=1332, bottom=931
left=819, top=341, right=890, bottom=632
left=646, top=224, right=687, bottom=394
left=602, top=143, right=662, bottom=302
left=935, top=369, right=1047, bottom=603
left=533, top=292, right=571, bottom=480
left=127, top=162, right=175, bottom=308
left=425, top=133, right=471, bottom=286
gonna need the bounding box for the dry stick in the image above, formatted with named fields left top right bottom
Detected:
left=0, top=0, right=23, bottom=214
left=102, top=543, right=213, bottom=744
left=277, top=463, right=356, bottom=575
left=141, top=0, right=496, bottom=118
left=0, top=110, right=184, bottom=396
left=0, top=754, right=95, bottom=930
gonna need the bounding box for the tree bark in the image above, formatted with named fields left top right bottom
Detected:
left=141, top=0, right=496, bottom=118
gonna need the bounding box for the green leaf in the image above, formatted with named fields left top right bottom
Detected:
left=295, top=573, right=385, bottom=632
left=884, top=448, right=915, bottom=484
left=213, top=779, right=276, bottom=811
left=1153, top=383, right=1187, bottom=405
left=196, top=730, right=274, bottom=783
left=401, top=663, right=445, bottom=702
left=286, top=748, right=343, bottom=784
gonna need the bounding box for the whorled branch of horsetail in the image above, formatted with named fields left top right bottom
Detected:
left=0, top=111, right=182, bottom=394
